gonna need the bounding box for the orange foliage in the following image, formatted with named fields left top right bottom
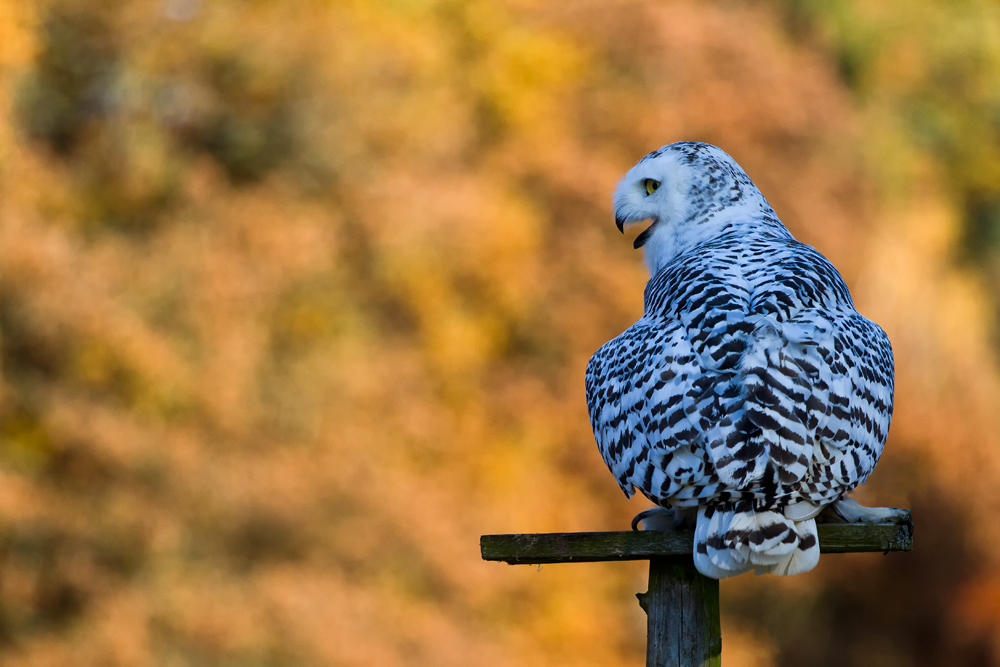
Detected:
left=0, top=1, right=998, bottom=665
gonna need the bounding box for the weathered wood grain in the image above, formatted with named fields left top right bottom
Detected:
left=639, top=557, right=721, bottom=667
left=480, top=520, right=912, bottom=565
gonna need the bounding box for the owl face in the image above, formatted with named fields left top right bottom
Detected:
left=611, top=142, right=773, bottom=274
left=612, top=149, right=690, bottom=249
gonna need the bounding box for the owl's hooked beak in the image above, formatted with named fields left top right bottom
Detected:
left=631, top=222, right=657, bottom=248
left=615, top=212, right=657, bottom=249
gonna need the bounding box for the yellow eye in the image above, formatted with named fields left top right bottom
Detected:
left=643, top=179, right=661, bottom=196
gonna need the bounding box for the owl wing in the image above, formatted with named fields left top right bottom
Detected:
left=737, top=247, right=894, bottom=496
left=816, top=314, right=894, bottom=490
left=585, top=318, right=709, bottom=500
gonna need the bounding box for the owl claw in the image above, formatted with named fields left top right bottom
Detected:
left=632, top=508, right=669, bottom=531
left=632, top=507, right=695, bottom=531
left=826, top=496, right=911, bottom=525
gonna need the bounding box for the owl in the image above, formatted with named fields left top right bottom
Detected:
left=585, top=142, right=894, bottom=577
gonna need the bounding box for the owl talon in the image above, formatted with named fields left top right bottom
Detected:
left=827, top=496, right=911, bottom=525
left=632, top=508, right=673, bottom=531
left=632, top=507, right=695, bottom=531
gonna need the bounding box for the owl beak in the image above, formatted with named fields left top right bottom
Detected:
left=633, top=221, right=656, bottom=248
left=615, top=210, right=656, bottom=248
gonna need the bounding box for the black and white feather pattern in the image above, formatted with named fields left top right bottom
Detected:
left=586, top=142, right=893, bottom=578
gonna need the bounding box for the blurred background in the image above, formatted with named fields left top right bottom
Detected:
left=1, top=0, right=1000, bottom=665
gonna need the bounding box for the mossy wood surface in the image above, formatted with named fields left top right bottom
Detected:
left=480, top=520, right=913, bottom=565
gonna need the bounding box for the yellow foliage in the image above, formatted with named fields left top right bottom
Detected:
left=0, top=1, right=999, bottom=665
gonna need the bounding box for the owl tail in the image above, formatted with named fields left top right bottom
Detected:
left=693, top=504, right=820, bottom=578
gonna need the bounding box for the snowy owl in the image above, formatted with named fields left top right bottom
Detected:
left=585, top=142, right=896, bottom=578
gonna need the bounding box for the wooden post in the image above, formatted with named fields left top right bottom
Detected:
left=481, top=516, right=911, bottom=667
left=638, top=557, right=721, bottom=667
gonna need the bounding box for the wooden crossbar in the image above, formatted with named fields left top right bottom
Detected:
left=481, top=521, right=913, bottom=565
left=480, top=517, right=912, bottom=667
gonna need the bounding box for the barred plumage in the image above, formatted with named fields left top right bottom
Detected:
left=586, top=142, right=894, bottom=578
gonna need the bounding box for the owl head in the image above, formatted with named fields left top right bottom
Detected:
left=612, top=142, right=778, bottom=274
